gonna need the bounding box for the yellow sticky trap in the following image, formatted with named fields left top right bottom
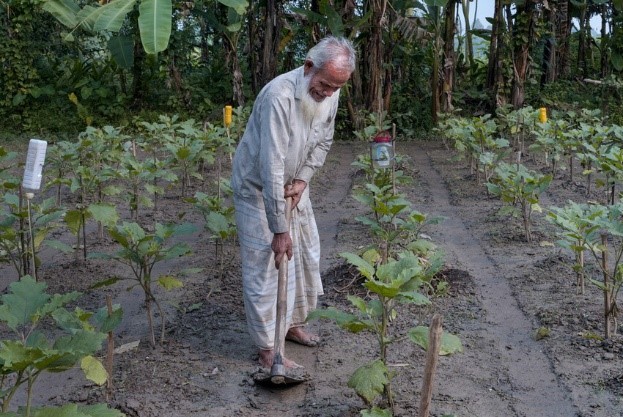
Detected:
left=224, top=105, right=233, bottom=127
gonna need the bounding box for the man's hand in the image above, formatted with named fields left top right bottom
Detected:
left=284, top=179, right=307, bottom=209
left=272, top=232, right=292, bottom=269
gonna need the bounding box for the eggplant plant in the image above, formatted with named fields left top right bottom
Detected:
left=135, top=116, right=180, bottom=211
left=0, top=145, right=19, bottom=191
left=0, top=193, right=65, bottom=278
left=164, top=119, right=206, bottom=197
left=44, top=140, right=78, bottom=206
left=0, top=276, right=123, bottom=416
left=547, top=202, right=605, bottom=294
left=486, top=162, right=552, bottom=242
left=496, top=105, right=538, bottom=154
left=549, top=201, right=623, bottom=338
left=529, top=118, right=569, bottom=174
left=308, top=153, right=461, bottom=416
left=190, top=185, right=236, bottom=274
left=61, top=127, right=126, bottom=258
left=589, top=125, right=623, bottom=204
left=90, top=221, right=198, bottom=347
left=118, top=154, right=158, bottom=220
left=438, top=114, right=506, bottom=181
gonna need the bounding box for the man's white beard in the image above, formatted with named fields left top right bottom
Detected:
left=301, top=74, right=333, bottom=123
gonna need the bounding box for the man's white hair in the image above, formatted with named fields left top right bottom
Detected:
left=306, top=36, right=356, bottom=73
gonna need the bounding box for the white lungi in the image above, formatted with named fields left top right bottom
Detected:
left=234, top=189, right=323, bottom=350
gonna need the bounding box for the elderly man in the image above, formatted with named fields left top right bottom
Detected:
left=231, top=36, right=356, bottom=368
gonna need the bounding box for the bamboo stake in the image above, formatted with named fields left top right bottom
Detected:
left=419, top=314, right=443, bottom=417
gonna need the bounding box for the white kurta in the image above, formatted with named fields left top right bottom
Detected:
left=231, top=66, right=339, bottom=349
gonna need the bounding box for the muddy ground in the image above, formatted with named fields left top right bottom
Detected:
left=3, top=139, right=623, bottom=417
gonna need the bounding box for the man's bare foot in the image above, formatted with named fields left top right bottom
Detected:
left=286, top=326, right=320, bottom=347
left=258, top=349, right=303, bottom=369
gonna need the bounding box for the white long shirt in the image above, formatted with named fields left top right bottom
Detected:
left=231, top=66, right=339, bottom=233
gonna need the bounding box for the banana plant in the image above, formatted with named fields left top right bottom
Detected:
left=90, top=221, right=198, bottom=347
left=0, top=276, right=123, bottom=416
left=486, top=162, right=552, bottom=243
left=42, top=0, right=248, bottom=55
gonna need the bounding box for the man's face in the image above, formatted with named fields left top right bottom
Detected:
left=303, top=60, right=351, bottom=102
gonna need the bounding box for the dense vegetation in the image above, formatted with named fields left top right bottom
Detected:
left=1, top=0, right=622, bottom=140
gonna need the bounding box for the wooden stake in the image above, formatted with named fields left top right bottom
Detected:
left=419, top=314, right=443, bottom=417
left=106, top=295, right=115, bottom=400
left=601, top=233, right=610, bottom=339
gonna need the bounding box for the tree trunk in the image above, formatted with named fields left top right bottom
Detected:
left=577, top=4, right=588, bottom=78
left=259, top=0, right=281, bottom=88
left=130, top=30, right=146, bottom=109
left=247, top=1, right=259, bottom=95
left=487, top=0, right=507, bottom=108
left=224, top=35, right=245, bottom=107
left=511, top=0, right=536, bottom=109
left=600, top=3, right=609, bottom=77
left=557, top=0, right=571, bottom=78
left=342, top=0, right=364, bottom=131
left=364, top=0, right=387, bottom=113
left=540, top=0, right=556, bottom=86
left=441, top=1, right=456, bottom=113
left=461, top=0, right=474, bottom=67
left=311, top=0, right=321, bottom=43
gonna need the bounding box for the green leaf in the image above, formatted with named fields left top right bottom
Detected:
left=0, top=276, right=50, bottom=330
left=217, top=0, right=248, bottom=15
left=31, top=404, right=83, bottom=417
left=408, top=326, right=463, bottom=355
left=45, top=239, right=74, bottom=254
left=0, top=341, right=44, bottom=372
left=64, top=209, right=84, bottom=236
left=42, top=0, right=80, bottom=28
left=157, top=275, right=183, bottom=290
left=347, top=359, right=390, bottom=405
left=340, top=252, right=375, bottom=279
left=88, top=203, right=119, bottom=227
left=611, top=51, right=623, bottom=72
left=108, top=35, right=134, bottom=69
left=138, top=0, right=172, bottom=54
left=53, top=330, right=107, bottom=358
left=361, top=407, right=393, bottom=417
left=94, top=0, right=137, bottom=32
left=306, top=307, right=371, bottom=333
left=397, top=291, right=430, bottom=305
left=93, top=305, right=123, bottom=333
left=88, top=277, right=122, bottom=290
left=77, top=404, right=126, bottom=417
left=81, top=355, right=108, bottom=385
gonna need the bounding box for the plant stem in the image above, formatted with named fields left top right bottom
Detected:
left=602, top=233, right=610, bottom=338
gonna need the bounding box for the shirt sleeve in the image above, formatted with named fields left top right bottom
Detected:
left=258, top=92, right=290, bottom=234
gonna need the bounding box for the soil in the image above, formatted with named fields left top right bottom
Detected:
left=3, top=139, right=623, bottom=417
